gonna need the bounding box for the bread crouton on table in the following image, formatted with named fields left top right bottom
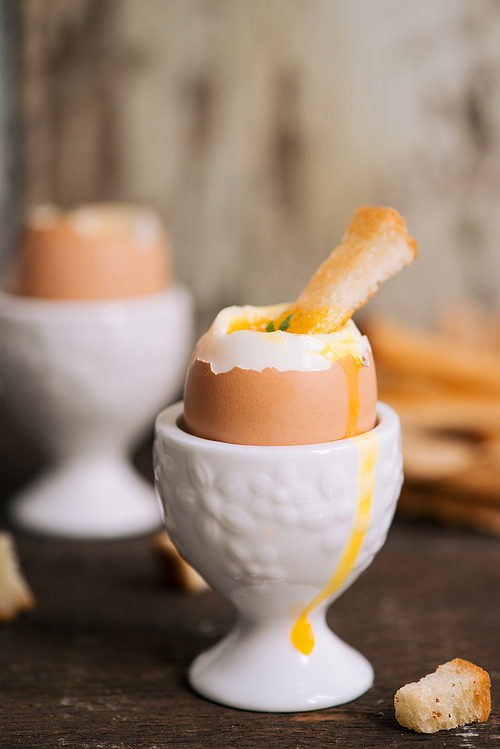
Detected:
left=0, top=532, right=35, bottom=621
left=152, top=530, right=210, bottom=594
left=394, top=658, right=491, bottom=733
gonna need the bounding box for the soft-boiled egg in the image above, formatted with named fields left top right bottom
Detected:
left=183, top=206, right=418, bottom=447
left=183, top=207, right=417, bottom=658
left=183, top=302, right=377, bottom=446
left=12, top=203, right=172, bottom=300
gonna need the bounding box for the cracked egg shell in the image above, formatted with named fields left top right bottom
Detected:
left=183, top=304, right=378, bottom=446
left=12, top=203, right=172, bottom=300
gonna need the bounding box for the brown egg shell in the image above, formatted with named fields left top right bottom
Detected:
left=13, top=214, right=172, bottom=301
left=183, top=351, right=378, bottom=446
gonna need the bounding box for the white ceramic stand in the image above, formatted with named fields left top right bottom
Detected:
left=0, top=287, right=193, bottom=539
left=154, top=401, right=403, bottom=712
left=189, top=607, right=373, bottom=712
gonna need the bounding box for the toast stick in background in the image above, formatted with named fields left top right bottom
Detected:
left=152, top=531, right=210, bottom=594
left=400, top=487, right=500, bottom=537
left=368, top=316, right=500, bottom=396
left=367, top=304, right=500, bottom=533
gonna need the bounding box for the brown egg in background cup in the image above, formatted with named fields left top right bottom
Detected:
left=0, top=203, right=194, bottom=539
left=12, top=202, right=172, bottom=300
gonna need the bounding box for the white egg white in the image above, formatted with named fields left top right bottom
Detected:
left=193, top=304, right=371, bottom=374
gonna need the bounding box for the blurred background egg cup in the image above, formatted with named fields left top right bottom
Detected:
left=0, top=204, right=193, bottom=539
left=154, top=400, right=403, bottom=712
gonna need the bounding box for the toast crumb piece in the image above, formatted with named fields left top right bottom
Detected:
left=395, top=659, right=491, bottom=733
left=152, top=530, right=210, bottom=594
left=0, top=532, right=35, bottom=622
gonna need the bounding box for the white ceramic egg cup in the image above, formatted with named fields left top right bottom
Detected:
left=0, top=287, right=193, bottom=539
left=154, top=401, right=403, bottom=712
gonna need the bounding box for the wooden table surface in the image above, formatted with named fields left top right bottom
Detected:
left=0, top=414, right=498, bottom=748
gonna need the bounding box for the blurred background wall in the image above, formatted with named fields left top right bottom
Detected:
left=2, top=0, right=500, bottom=334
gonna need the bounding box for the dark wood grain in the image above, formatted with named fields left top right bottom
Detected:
left=0, top=489, right=499, bottom=748
left=0, top=409, right=496, bottom=747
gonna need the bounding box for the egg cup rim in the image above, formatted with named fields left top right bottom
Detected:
left=0, top=284, right=189, bottom=319
left=155, top=400, right=399, bottom=454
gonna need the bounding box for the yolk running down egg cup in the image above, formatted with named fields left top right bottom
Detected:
left=155, top=206, right=415, bottom=711
left=154, top=400, right=402, bottom=712
left=153, top=298, right=404, bottom=712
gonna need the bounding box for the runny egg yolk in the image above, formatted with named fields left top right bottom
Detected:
left=226, top=307, right=333, bottom=335
left=226, top=311, right=367, bottom=440
left=290, top=432, right=381, bottom=655
left=226, top=315, right=269, bottom=333
left=227, top=307, right=380, bottom=655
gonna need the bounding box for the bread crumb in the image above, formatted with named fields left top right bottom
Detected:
left=152, top=530, right=210, bottom=594
left=0, top=532, right=35, bottom=621
left=395, top=658, right=491, bottom=733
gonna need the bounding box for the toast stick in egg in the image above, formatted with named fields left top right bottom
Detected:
left=278, top=206, right=418, bottom=335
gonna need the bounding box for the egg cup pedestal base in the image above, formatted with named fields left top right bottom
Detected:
left=189, top=610, right=373, bottom=712
left=0, top=287, right=193, bottom=539
left=10, top=453, right=161, bottom=540
left=154, top=401, right=403, bottom=713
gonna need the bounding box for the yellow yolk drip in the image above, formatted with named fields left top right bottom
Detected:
left=226, top=313, right=366, bottom=441
left=338, top=354, right=363, bottom=438
left=290, top=432, right=381, bottom=655
left=223, top=307, right=376, bottom=656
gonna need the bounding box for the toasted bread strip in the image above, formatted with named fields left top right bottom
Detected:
left=398, top=486, right=500, bottom=535
left=438, top=444, right=500, bottom=500
left=395, top=659, right=491, bottom=733
left=377, top=381, right=500, bottom=436
left=369, top=316, right=500, bottom=396
left=401, top=424, right=478, bottom=482
left=152, top=530, right=210, bottom=594
left=280, top=206, right=417, bottom=334
left=0, top=532, right=35, bottom=622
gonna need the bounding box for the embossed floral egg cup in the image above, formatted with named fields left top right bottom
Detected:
left=154, top=400, right=403, bottom=712
left=0, top=287, right=193, bottom=539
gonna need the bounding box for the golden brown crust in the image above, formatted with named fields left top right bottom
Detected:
left=398, top=486, right=500, bottom=536
left=369, top=303, right=500, bottom=533
left=151, top=531, right=209, bottom=594
left=0, top=533, right=35, bottom=622
left=442, top=659, right=491, bottom=724
left=368, top=316, right=500, bottom=396
left=400, top=424, right=478, bottom=482
left=395, top=658, right=491, bottom=733
left=281, top=207, right=417, bottom=334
